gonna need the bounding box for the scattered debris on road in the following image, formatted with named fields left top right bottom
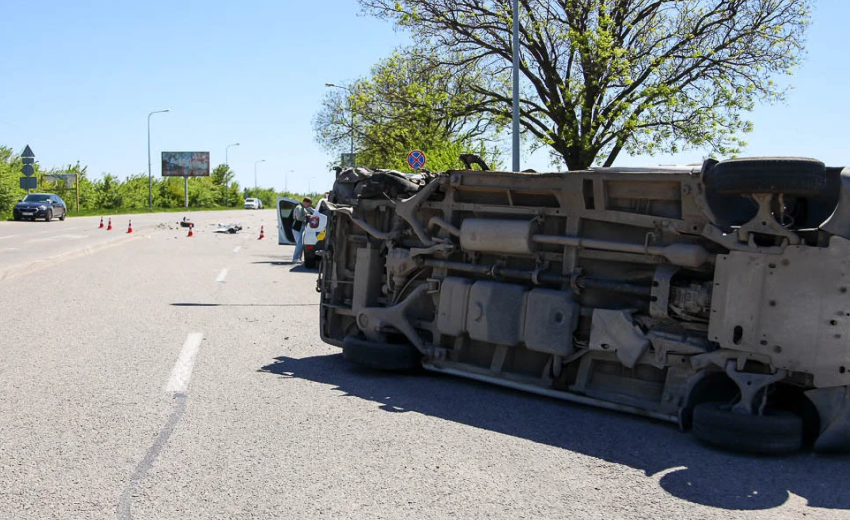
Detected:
left=214, top=222, right=243, bottom=234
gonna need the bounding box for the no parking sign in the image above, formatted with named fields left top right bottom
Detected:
left=407, top=150, right=426, bottom=170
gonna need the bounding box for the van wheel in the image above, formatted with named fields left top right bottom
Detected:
left=704, top=157, right=829, bottom=197
left=342, top=336, right=421, bottom=372
left=692, top=402, right=803, bottom=455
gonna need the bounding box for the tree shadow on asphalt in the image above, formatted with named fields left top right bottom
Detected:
left=259, top=353, right=850, bottom=512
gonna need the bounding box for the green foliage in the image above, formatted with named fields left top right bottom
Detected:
left=314, top=48, right=504, bottom=172
left=360, top=0, right=812, bottom=169
left=118, top=174, right=150, bottom=209
left=94, top=174, right=123, bottom=209
left=0, top=147, right=26, bottom=218
left=0, top=150, right=301, bottom=219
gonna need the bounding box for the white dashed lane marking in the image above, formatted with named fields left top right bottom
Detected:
left=233, top=246, right=241, bottom=253
left=215, top=268, right=228, bottom=283
left=164, top=332, right=204, bottom=393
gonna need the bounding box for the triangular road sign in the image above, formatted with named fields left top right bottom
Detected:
left=21, top=145, right=35, bottom=158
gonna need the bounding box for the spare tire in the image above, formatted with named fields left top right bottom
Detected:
left=705, top=157, right=828, bottom=196
left=342, top=336, right=421, bottom=371
left=692, top=402, right=803, bottom=455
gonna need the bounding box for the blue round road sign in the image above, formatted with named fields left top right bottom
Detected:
left=407, top=150, right=426, bottom=170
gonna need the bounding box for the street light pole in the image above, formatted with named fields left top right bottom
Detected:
left=511, top=0, right=520, bottom=172
left=325, top=83, right=355, bottom=168
left=225, top=142, right=240, bottom=206
left=254, top=159, right=265, bottom=194
left=147, top=108, right=170, bottom=209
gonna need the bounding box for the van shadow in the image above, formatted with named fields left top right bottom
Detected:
left=259, top=353, right=850, bottom=511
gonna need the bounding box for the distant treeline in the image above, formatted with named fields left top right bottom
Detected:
left=0, top=146, right=309, bottom=218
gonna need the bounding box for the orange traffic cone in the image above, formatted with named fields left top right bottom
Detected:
left=187, top=224, right=194, bottom=237
left=127, top=220, right=133, bottom=234
left=98, top=217, right=104, bottom=229
left=258, top=225, right=265, bottom=240
left=106, top=218, right=112, bottom=231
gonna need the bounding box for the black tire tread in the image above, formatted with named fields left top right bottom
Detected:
left=692, top=402, right=803, bottom=455
left=342, top=336, right=421, bottom=371
left=706, top=157, right=827, bottom=196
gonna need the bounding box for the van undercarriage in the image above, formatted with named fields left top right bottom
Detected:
left=318, top=157, right=850, bottom=454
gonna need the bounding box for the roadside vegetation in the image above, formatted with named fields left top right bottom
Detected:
left=317, top=0, right=812, bottom=171
left=0, top=146, right=312, bottom=220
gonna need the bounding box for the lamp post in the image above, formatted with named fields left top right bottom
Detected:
left=511, top=0, right=520, bottom=172
left=254, top=159, right=265, bottom=195
left=225, top=142, right=240, bottom=206
left=325, top=83, right=355, bottom=168
left=147, top=108, right=170, bottom=209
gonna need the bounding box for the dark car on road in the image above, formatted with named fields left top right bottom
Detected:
left=13, top=193, right=67, bottom=222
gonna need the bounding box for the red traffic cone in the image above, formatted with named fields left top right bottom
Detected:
left=106, top=218, right=112, bottom=231
left=258, top=225, right=265, bottom=240
left=98, top=217, right=104, bottom=229
left=187, top=224, right=194, bottom=237
left=127, top=220, right=133, bottom=234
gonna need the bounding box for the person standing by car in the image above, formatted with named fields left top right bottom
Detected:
left=291, top=197, right=313, bottom=263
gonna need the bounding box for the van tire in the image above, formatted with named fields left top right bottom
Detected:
left=692, top=402, right=803, bottom=455
left=705, top=157, right=828, bottom=196
left=342, top=336, right=421, bottom=372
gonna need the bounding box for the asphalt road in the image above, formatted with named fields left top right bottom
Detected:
left=0, top=209, right=848, bottom=519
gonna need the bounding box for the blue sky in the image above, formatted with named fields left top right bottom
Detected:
left=0, top=1, right=846, bottom=194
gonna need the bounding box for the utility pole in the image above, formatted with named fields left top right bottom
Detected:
left=254, top=159, right=265, bottom=194
left=147, top=109, right=170, bottom=209
left=511, top=0, right=520, bottom=172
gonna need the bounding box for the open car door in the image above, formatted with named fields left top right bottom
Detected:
left=276, top=197, right=298, bottom=244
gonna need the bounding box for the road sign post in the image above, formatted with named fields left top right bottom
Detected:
left=20, top=145, right=36, bottom=194
left=341, top=153, right=356, bottom=168
left=407, top=150, right=426, bottom=171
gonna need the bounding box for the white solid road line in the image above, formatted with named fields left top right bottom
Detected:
left=164, top=332, right=204, bottom=393
left=233, top=246, right=241, bottom=253
left=216, top=268, right=228, bottom=283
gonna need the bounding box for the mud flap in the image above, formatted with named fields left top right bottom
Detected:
left=806, top=386, right=850, bottom=452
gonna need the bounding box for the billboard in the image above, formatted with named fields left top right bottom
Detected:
left=161, top=151, right=210, bottom=177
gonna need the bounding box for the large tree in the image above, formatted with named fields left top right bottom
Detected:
left=359, top=0, right=812, bottom=170
left=314, top=48, right=505, bottom=171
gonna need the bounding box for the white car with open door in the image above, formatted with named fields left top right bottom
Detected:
left=302, top=198, right=330, bottom=268
left=276, top=197, right=329, bottom=268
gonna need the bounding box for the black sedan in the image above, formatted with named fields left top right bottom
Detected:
left=13, top=193, right=67, bottom=222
